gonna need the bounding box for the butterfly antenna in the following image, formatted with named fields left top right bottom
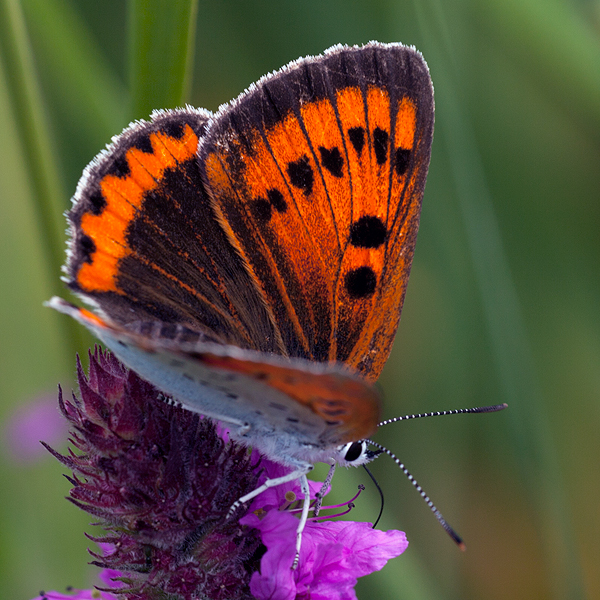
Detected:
left=365, top=439, right=466, bottom=550
left=362, top=465, right=384, bottom=529
left=378, top=403, right=507, bottom=427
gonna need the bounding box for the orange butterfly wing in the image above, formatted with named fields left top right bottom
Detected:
left=200, top=43, right=433, bottom=380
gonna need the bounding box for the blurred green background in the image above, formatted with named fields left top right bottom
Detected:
left=1, top=0, right=599, bottom=598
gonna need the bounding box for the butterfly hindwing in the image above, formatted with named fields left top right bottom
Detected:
left=49, top=297, right=380, bottom=447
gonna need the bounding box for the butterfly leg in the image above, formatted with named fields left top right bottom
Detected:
left=313, top=463, right=336, bottom=517
left=228, top=464, right=313, bottom=517
left=293, top=473, right=311, bottom=569
left=228, top=463, right=313, bottom=569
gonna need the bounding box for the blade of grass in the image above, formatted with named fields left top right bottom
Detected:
left=128, top=0, right=199, bottom=119
left=0, top=0, right=80, bottom=356
left=411, top=0, right=585, bottom=598
left=22, top=0, right=128, bottom=145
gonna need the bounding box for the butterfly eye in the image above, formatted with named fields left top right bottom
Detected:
left=336, top=440, right=374, bottom=465
left=343, top=441, right=364, bottom=462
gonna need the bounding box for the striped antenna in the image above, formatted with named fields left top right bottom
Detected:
left=378, top=403, right=507, bottom=428
left=369, top=402, right=507, bottom=549
left=365, top=438, right=466, bottom=550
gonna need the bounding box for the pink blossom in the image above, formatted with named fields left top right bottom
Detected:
left=243, top=510, right=408, bottom=600
left=2, top=395, right=66, bottom=463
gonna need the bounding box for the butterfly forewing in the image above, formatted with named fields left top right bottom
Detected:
left=201, top=43, right=433, bottom=379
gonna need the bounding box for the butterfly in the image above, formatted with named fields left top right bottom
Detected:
left=49, top=41, right=434, bottom=565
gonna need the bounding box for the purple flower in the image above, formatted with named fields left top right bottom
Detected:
left=45, top=348, right=263, bottom=600
left=42, top=349, right=408, bottom=600
left=241, top=462, right=408, bottom=600
left=2, top=394, right=67, bottom=463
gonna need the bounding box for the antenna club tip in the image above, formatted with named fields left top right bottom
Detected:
left=458, top=541, right=467, bottom=552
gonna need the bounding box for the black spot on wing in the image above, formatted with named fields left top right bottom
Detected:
left=287, top=155, right=314, bottom=195
left=373, top=128, right=389, bottom=165
left=162, top=120, right=186, bottom=139
left=267, top=188, right=287, bottom=212
left=106, top=153, right=130, bottom=177
left=348, top=127, right=365, bottom=155
left=319, top=146, right=344, bottom=177
left=253, top=189, right=287, bottom=222
left=78, top=234, right=96, bottom=263
left=88, top=192, right=107, bottom=216
left=132, top=133, right=154, bottom=154
left=395, top=147, right=411, bottom=175
left=349, top=216, right=387, bottom=248
left=345, top=266, right=377, bottom=298
left=252, top=198, right=272, bottom=221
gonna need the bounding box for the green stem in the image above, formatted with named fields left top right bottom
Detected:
left=128, top=0, right=199, bottom=120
